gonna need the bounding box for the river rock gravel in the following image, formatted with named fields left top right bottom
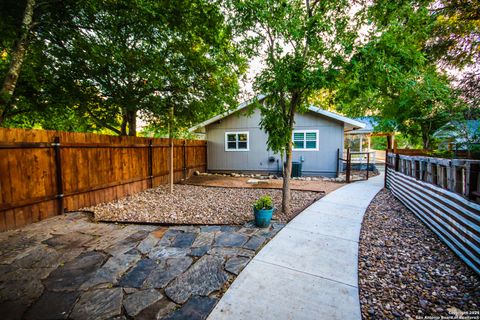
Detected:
left=89, top=184, right=321, bottom=224
left=359, top=189, right=480, bottom=319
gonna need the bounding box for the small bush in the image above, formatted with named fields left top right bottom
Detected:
left=254, top=195, right=273, bottom=210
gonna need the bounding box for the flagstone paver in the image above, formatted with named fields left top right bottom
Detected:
left=0, top=211, right=283, bottom=319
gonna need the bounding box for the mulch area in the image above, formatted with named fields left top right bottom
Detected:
left=181, top=175, right=344, bottom=193
left=90, top=184, right=321, bottom=225
left=359, top=189, right=480, bottom=319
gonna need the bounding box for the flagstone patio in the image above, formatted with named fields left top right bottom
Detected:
left=0, top=212, right=284, bottom=320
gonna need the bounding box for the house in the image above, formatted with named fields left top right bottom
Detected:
left=344, top=117, right=375, bottom=153
left=434, top=120, right=480, bottom=151
left=189, top=96, right=365, bottom=177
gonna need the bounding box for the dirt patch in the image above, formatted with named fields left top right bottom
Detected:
left=89, top=184, right=321, bottom=225
left=181, top=175, right=344, bottom=193
left=359, top=189, right=480, bottom=319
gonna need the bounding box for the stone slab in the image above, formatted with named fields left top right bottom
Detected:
left=225, top=257, right=250, bottom=275
left=165, top=296, right=218, bottom=320
left=214, top=233, right=248, bottom=247
left=123, top=289, right=163, bottom=317
left=143, top=257, right=193, bottom=289
left=242, top=236, right=266, bottom=251
left=165, top=255, right=228, bottom=304
left=70, top=288, right=123, bottom=320
left=117, top=259, right=157, bottom=288
left=171, top=232, right=197, bottom=248
left=25, top=291, right=80, bottom=320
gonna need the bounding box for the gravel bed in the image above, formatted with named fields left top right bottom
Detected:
left=359, top=189, right=480, bottom=319
left=89, top=184, right=321, bottom=224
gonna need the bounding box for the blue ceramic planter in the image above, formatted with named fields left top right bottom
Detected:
left=254, top=207, right=274, bottom=228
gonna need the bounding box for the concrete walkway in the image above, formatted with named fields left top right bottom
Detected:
left=208, top=174, right=384, bottom=320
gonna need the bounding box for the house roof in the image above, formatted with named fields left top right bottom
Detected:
left=188, top=94, right=365, bottom=132
left=434, top=120, right=480, bottom=141
left=348, top=117, right=376, bottom=134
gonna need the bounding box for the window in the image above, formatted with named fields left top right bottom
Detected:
left=225, top=132, right=249, bottom=151
left=292, top=130, right=319, bottom=151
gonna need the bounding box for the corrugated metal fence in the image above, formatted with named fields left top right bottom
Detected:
left=0, top=128, right=207, bottom=232
left=385, top=151, right=480, bottom=274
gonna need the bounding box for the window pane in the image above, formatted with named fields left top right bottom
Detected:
left=293, top=132, right=304, bottom=141
left=238, top=141, right=247, bottom=149
left=227, top=142, right=237, bottom=149
left=294, top=141, right=304, bottom=149
left=306, top=141, right=317, bottom=149
left=238, top=134, right=247, bottom=141
left=305, top=132, right=317, bottom=140
left=227, top=134, right=236, bottom=142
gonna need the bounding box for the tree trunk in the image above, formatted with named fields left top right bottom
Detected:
left=127, top=109, right=136, bottom=136
left=120, top=114, right=128, bottom=136
left=282, top=98, right=297, bottom=216
left=282, top=140, right=293, bottom=215
left=0, top=0, right=36, bottom=126
left=423, top=135, right=430, bottom=150
left=386, top=135, right=393, bottom=149
left=422, top=127, right=430, bottom=150
left=169, top=106, right=174, bottom=193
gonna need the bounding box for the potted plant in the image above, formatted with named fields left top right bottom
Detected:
left=253, top=195, right=274, bottom=228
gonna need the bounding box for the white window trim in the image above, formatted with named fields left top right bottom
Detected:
left=292, top=129, right=319, bottom=151
left=225, top=131, right=250, bottom=151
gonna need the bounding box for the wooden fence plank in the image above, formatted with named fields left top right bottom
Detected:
left=0, top=127, right=207, bottom=231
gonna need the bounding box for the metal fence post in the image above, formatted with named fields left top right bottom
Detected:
left=384, top=149, right=389, bottom=188
left=148, top=140, right=153, bottom=188
left=183, top=139, right=187, bottom=179
left=346, top=148, right=351, bottom=183
left=53, top=137, right=64, bottom=215
left=395, top=153, right=400, bottom=172
left=336, top=148, right=340, bottom=177
left=366, top=152, right=370, bottom=180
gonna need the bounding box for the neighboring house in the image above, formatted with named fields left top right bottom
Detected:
left=434, top=120, right=480, bottom=150
left=189, top=97, right=365, bottom=177
left=344, top=117, right=375, bottom=153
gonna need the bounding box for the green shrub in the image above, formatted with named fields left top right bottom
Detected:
left=254, top=195, right=273, bottom=210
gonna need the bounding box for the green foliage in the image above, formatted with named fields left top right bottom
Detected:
left=1, top=0, right=246, bottom=135
left=426, top=0, right=480, bottom=68
left=370, top=136, right=387, bottom=150
left=336, top=1, right=462, bottom=149
left=253, top=195, right=273, bottom=210
left=230, top=0, right=362, bottom=154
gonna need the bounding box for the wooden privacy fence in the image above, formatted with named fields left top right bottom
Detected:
left=385, top=150, right=480, bottom=275
left=0, top=128, right=207, bottom=232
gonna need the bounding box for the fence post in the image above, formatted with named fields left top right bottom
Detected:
left=366, top=152, right=370, bottom=180
left=53, top=137, right=64, bottom=215
left=384, top=149, right=389, bottom=188
left=183, top=139, right=187, bottom=180
left=336, top=148, right=340, bottom=178
left=394, top=153, right=400, bottom=172
left=148, top=140, right=153, bottom=188
left=346, top=148, right=351, bottom=183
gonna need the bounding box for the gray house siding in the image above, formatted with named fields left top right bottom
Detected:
left=205, top=108, right=344, bottom=177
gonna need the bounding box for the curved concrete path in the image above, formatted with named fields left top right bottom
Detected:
left=208, top=174, right=384, bottom=320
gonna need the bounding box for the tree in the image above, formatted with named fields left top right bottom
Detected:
left=336, top=0, right=460, bottom=149
left=0, top=0, right=35, bottom=125
left=1, top=0, right=246, bottom=135
left=230, top=0, right=363, bottom=214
